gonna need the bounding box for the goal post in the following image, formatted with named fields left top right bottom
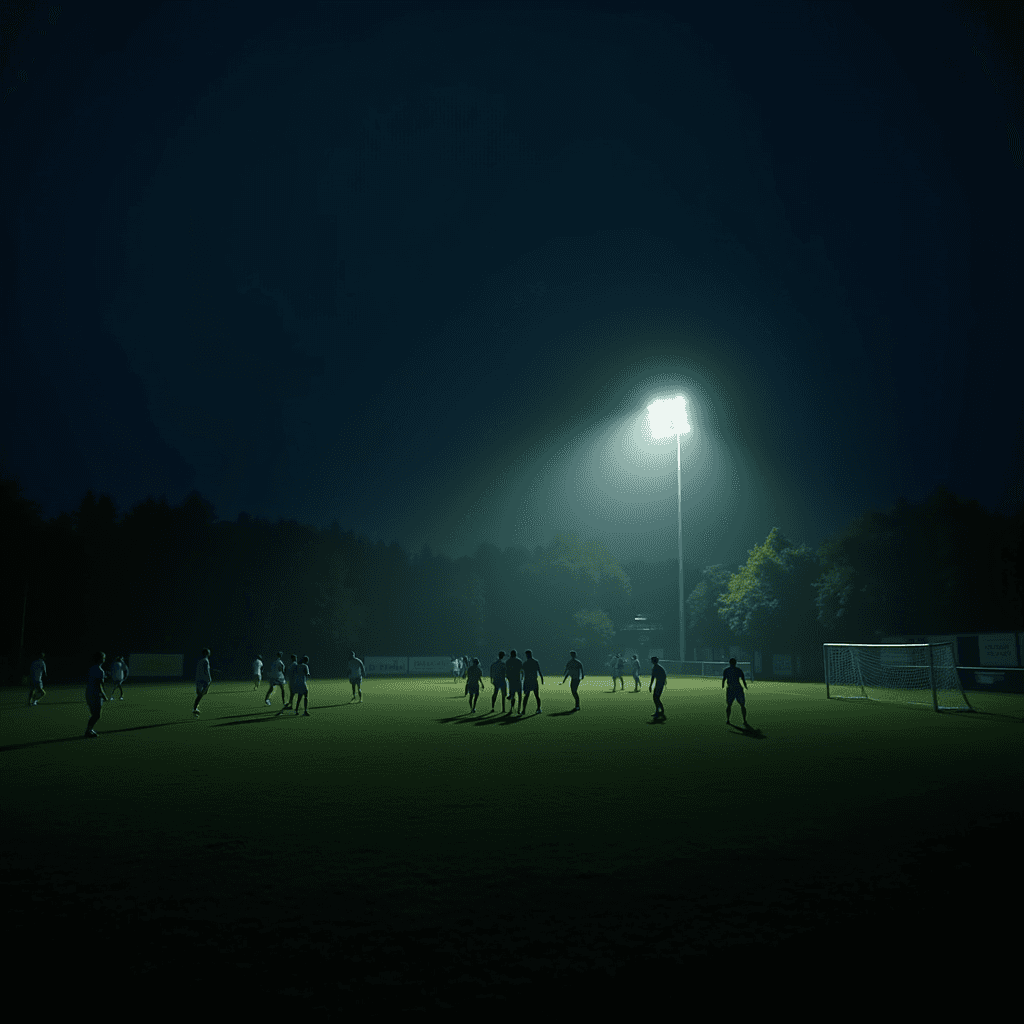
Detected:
left=823, top=642, right=974, bottom=712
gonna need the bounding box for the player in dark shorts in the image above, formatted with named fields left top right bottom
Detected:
left=722, top=658, right=748, bottom=725
left=522, top=650, right=544, bottom=714
left=562, top=652, right=585, bottom=711
left=505, top=649, right=524, bottom=715
left=489, top=651, right=508, bottom=712
left=650, top=656, right=667, bottom=720
left=464, top=657, right=482, bottom=713
left=84, top=651, right=108, bottom=738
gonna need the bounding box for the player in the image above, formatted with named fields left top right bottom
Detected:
left=464, top=657, right=482, bottom=713
left=489, top=651, right=508, bottom=712
left=630, top=654, right=642, bottom=692
left=252, top=655, right=263, bottom=689
left=452, top=655, right=461, bottom=682
left=84, top=651, right=107, bottom=737
left=612, top=653, right=627, bottom=692
left=506, top=649, right=524, bottom=714
left=264, top=651, right=288, bottom=706
left=650, top=656, right=667, bottom=720
left=283, top=654, right=298, bottom=708
left=292, top=655, right=311, bottom=715
left=348, top=650, right=365, bottom=702
left=522, top=649, right=544, bottom=714
left=194, top=648, right=213, bottom=715
left=28, top=651, right=47, bottom=705
left=722, top=657, right=749, bottom=726
left=108, top=655, right=129, bottom=700
left=562, top=651, right=585, bottom=711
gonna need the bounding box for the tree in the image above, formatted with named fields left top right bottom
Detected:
left=718, top=528, right=818, bottom=661
left=686, top=564, right=734, bottom=653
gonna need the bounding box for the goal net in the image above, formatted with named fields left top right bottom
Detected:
left=823, top=642, right=973, bottom=712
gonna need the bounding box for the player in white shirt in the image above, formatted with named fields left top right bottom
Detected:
left=264, top=651, right=288, bottom=707
left=452, top=656, right=461, bottom=682
left=630, top=654, right=642, bottom=692
left=108, top=655, right=129, bottom=700
left=348, top=650, right=365, bottom=702
left=252, top=655, right=263, bottom=689
left=28, top=652, right=47, bottom=705
left=193, top=649, right=212, bottom=716
left=291, top=655, right=311, bottom=715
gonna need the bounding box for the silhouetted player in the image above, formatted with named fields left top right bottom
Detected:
left=108, top=656, right=128, bottom=700
left=506, top=649, right=524, bottom=714
left=650, top=656, right=667, bottom=719
left=194, top=648, right=212, bottom=715
left=611, top=653, right=626, bottom=692
left=562, top=652, right=585, bottom=711
left=292, top=655, right=311, bottom=715
left=490, top=651, right=508, bottom=712
left=28, top=651, right=47, bottom=705
left=84, top=651, right=107, bottom=738
left=722, top=658, right=748, bottom=725
left=522, top=650, right=544, bottom=713
left=348, top=651, right=365, bottom=702
left=465, top=657, right=482, bottom=712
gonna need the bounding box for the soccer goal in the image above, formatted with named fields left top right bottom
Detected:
left=823, top=642, right=974, bottom=712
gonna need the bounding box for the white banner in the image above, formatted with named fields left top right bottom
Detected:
left=129, top=653, right=183, bottom=677
left=409, top=656, right=452, bottom=675
left=362, top=656, right=407, bottom=676
left=978, top=634, right=1019, bottom=666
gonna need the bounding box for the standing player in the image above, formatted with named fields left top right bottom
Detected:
left=452, top=655, right=461, bottom=683
left=506, top=649, right=524, bottom=715
left=252, top=655, right=263, bottom=689
left=292, top=655, right=311, bottom=715
left=522, top=649, right=544, bottom=714
left=612, top=653, right=627, bottom=692
left=650, top=656, right=667, bottom=720
left=108, top=655, right=129, bottom=700
left=283, top=654, right=298, bottom=709
left=489, top=651, right=508, bottom=712
left=194, top=648, right=213, bottom=716
left=28, top=651, right=47, bottom=705
left=348, top=650, right=365, bottom=702
left=722, top=658, right=749, bottom=726
left=265, top=651, right=287, bottom=707
left=630, top=654, right=642, bottom=692
left=562, top=651, right=585, bottom=712
left=464, top=657, right=482, bottom=713
left=84, top=651, right=107, bottom=738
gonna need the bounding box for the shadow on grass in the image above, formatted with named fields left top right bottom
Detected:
left=728, top=723, right=766, bottom=739
left=0, top=719, right=190, bottom=752
left=547, top=709, right=579, bottom=717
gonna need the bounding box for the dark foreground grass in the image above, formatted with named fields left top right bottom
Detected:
left=3, top=676, right=1020, bottom=1008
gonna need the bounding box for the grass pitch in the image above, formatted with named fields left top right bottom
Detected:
left=3, top=675, right=1020, bottom=1007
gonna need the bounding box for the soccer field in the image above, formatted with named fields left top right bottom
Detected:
left=3, top=676, right=1020, bottom=1008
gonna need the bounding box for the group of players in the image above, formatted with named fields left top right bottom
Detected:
left=28, top=644, right=748, bottom=739
left=454, top=649, right=749, bottom=723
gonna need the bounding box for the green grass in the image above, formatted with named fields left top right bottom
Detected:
left=3, top=676, right=1020, bottom=1007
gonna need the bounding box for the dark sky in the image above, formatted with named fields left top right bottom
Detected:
left=3, top=0, right=1021, bottom=567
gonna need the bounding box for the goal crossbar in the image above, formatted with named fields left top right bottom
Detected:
left=823, top=642, right=973, bottom=712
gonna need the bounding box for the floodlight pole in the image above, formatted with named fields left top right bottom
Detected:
left=676, top=430, right=685, bottom=667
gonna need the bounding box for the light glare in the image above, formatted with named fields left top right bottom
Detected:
left=647, top=395, right=690, bottom=439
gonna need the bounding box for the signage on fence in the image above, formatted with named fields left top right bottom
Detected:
left=409, top=656, right=452, bottom=675
left=978, top=634, right=1019, bottom=667
left=363, top=656, right=407, bottom=676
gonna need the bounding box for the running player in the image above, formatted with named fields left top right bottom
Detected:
left=489, top=651, right=508, bottom=712
left=722, top=657, right=748, bottom=725
left=84, top=651, right=107, bottom=737
left=28, top=651, right=46, bottom=705
left=506, top=649, right=524, bottom=715
left=348, top=650, right=365, bottom=702
left=253, top=655, right=263, bottom=689
left=630, top=654, right=642, bottom=692
left=265, top=651, right=287, bottom=706
left=464, top=657, right=482, bottom=713
left=194, top=648, right=213, bottom=716
left=562, top=651, right=585, bottom=711
left=522, top=649, right=544, bottom=714
left=292, top=655, right=311, bottom=715
left=283, top=654, right=298, bottom=708
left=108, top=655, right=128, bottom=700
left=650, top=656, right=667, bottom=720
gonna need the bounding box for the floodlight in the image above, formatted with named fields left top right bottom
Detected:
left=646, top=396, right=690, bottom=439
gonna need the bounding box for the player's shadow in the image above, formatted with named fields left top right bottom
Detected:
left=473, top=711, right=515, bottom=725
left=438, top=713, right=476, bottom=723
left=547, top=709, right=579, bottom=717
left=728, top=723, right=766, bottom=739
left=499, top=712, right=535, bottom=724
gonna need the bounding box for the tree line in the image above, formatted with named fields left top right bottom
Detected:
left=2, top=473, right=1020, bottom=683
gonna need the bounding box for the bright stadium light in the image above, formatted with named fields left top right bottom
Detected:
left=647, top=395, right=691, bottom=668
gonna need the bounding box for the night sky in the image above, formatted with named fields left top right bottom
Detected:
left=4, top=0, right=1021, bottom=568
